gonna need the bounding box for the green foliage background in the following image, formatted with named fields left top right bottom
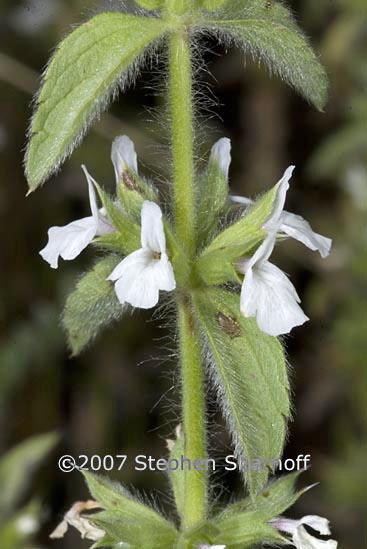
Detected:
left=0, top=0, right=365, bottom=547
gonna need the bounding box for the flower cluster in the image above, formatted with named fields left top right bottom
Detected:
left=40, top=135, right=331, bottom=336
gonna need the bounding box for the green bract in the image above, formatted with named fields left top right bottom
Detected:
left=116, top=167, right=158, bottom=221
left=195, top=154, right=229, bottom=246
left=84, top=472, right=179, bottom=547
left=196, top=182, right=278, bottom=285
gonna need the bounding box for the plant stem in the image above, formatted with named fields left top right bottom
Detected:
left=177, top=297, right=207, bottom=529
left=168, top=25, right=207, bottom=529
left=169, top=30, right=195, bottom=258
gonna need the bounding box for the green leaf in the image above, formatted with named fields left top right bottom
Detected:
left=196, top=183, right=278, bottom=285
left=0, top=432, right=58, bottom=519
left=83, top=472, right=178, bottom=547
left=63, top=256, right=125, bottom=355
left=195, top=154, right=229, bottom=248
left=26, top=13, right=167, bottom=191
left=193, top=288, right=290, bottom=495
left=201, top=0, right=328, bottom=110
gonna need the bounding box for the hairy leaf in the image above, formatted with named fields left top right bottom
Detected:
left=84, top=472, right=178, bottom=547
left=201, top=0, right=328, bottom=110
left=194, top=288, right=290, bottom=495
left=26, top=13, right=167, bottom=191
left=63, top=256, right=125, bottom=355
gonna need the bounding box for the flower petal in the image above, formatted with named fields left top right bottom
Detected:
left=293, top=525, right=337, bottom=549
left=244, top=231, right=277, bottom=271
left=141, top=201, right=166, bottom=253
left=39, top=217, right=96, bottom=269
left=81, top=165, right=114, bottom=235
left=157, top=252, right=176, bottom=291
left=50, top=500, right=104, bottom=541
left=111, top=135, right=138, bottom=183
left=108, top=248, right=175, bottom=309
left=230, top=194, right=253, bottom=206
left=299, top=516, right=332, bottom=536
left=263, top=165, right=295, bottom=231
left=240, top=259, right=309, bottom=336
left=209, top=137, right=231, bottom=180
left=280, top=212, right=332, bottom=258
left=81, top=165, right=100, bottom=224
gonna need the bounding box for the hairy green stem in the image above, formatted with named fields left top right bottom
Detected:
left=178, top=298, right=207, bottom=529
left=169, top=31, right=195, bottom=257
left=169, top=25, right=207, bottom=529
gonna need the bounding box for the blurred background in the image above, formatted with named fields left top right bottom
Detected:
left=0, top=0, right=366, bottom=547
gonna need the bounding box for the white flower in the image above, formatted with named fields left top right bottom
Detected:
left=39, top=134, right=139, bottom=269
left=270, top=515, right=338, bottom=549
left=209, top=137, right=231, bottom=180
left=237, top=165, right=332, bottom=335
left=231, top=167, right=332, bottom=258
left=111, top=134, right=138, bottom=181
left=39, top=167, right=113, bottom=269
left=239, top=231, right=309, bottom=336
left=50, top=500, right=104, bottom=542
left=108, top=201, right=176, bottom=309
